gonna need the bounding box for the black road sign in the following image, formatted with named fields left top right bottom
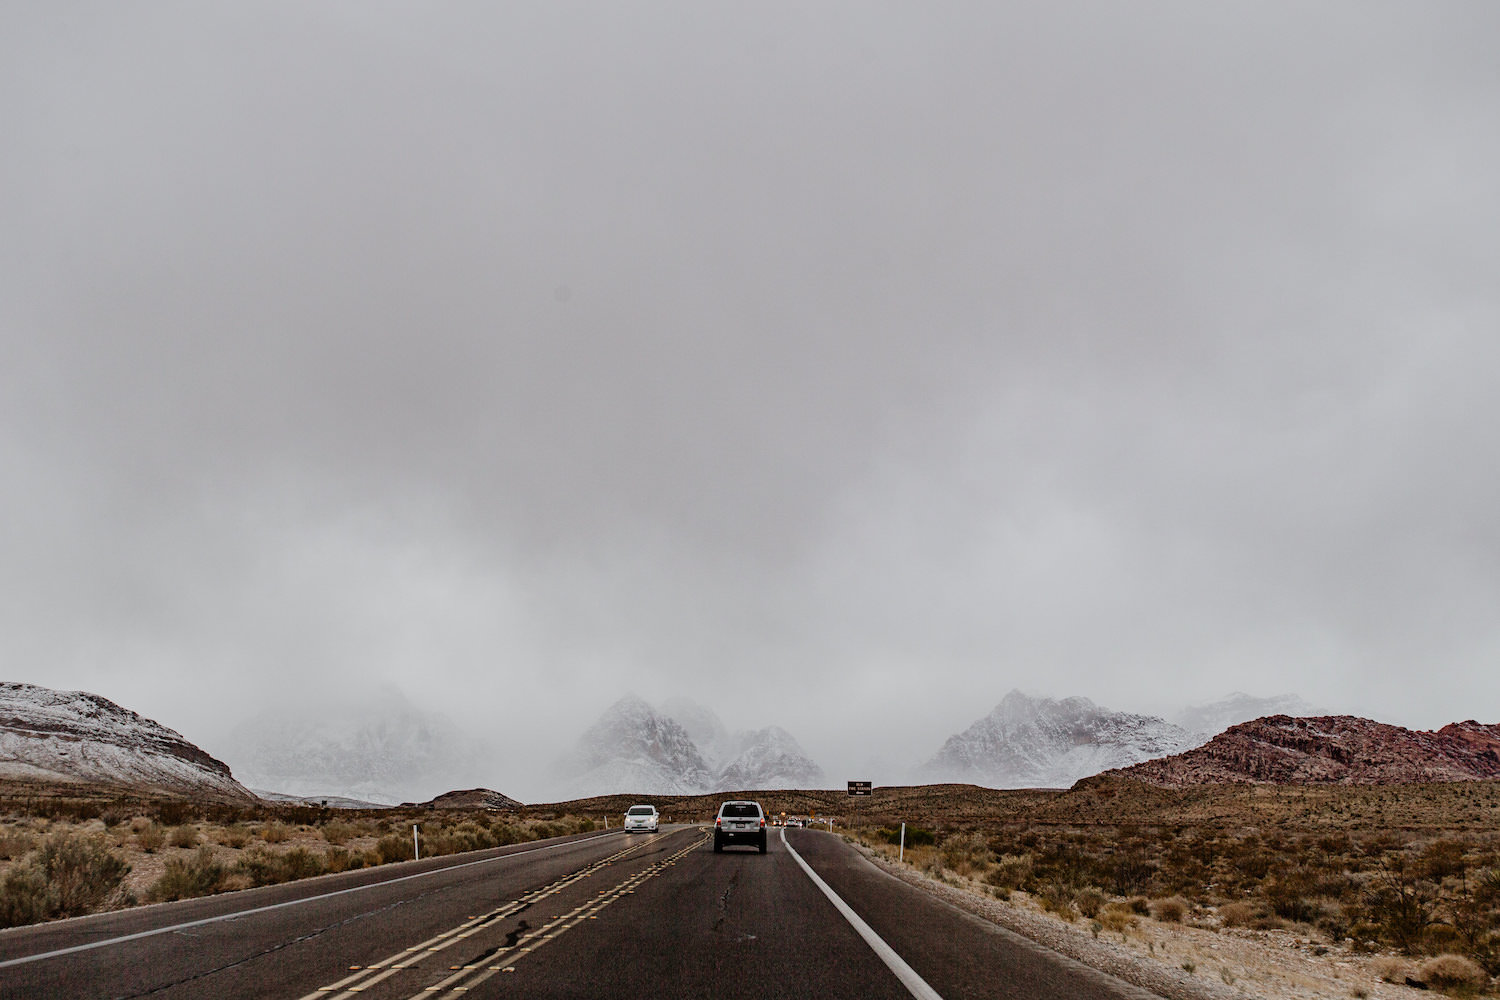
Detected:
left=847, top=780, right=872, bottom=796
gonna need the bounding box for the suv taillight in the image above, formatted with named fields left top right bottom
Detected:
left=759, top=818, right=765, bottom=828
left=715, top=817, right=721, bottom=827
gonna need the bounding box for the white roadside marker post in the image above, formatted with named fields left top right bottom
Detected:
left=899, top=822, right=906, bottom=863
left=413, top=825, right=420, bottom=861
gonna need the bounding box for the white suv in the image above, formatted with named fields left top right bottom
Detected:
left=623, top=804, right=659, bottom=833
left=713, top=800, right=766, bottom=853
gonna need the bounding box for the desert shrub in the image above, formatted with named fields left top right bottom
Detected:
left=100, top=807, right=131, bottom=828
left=1074, top=887, right=1106, bottom=918
left=322, top=822, right=356, bottom=846
left=259, top=822, right=291, bottom=844
left=236, top=847, right=288, bottom=886
left=1220, top=899, right=1284, bottom=930
left=217, top=825, right=250, bottom=849
left=0, top=828, right=37, bottom=860
left=4, top=833, right=132, bottom=923
left=1219, top=901, right=1257, bottom=928
left=1099, top=903, right=1136, bottom=934
left=279, top=847, right=324, bottom=881
left=939, top=832, right=992, bottom=877
left=1421, top=841, right=1469, bottom=881
left=150, top=846, right=226, bottom=902
left=1126, top=895, right=1151, bottom=915
left=1373, top=956, right=1414, bottom=983
left=1366, top=855, right=1440, bottom=953
left=168, top=825, right=199, bottom=849
left=910, top=827, right=939, bottom=847
left=155, top=801, right=193, bottom=826
left=1107, top=851, right=1157, bottom=896
left=375, top=834, right=415, bottom=864
left=1150, top=896, right=1190, bottom=923
left=324, top=847, right=355, bottom=873
left=985, top=854, right=1033, bottom=891
left=1039, top=883, right=1076, bottom=921
left=0, top=866, right=51, bottom=928
left=1419, top=953, right=1487, bottom=990
left=39, top=833, right=128, bottom=916
left=136, top=823, right=165, bottom=853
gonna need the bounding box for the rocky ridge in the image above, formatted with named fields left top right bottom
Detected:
left=1114, top=715, right=1500, bottom=785
left=0, top=681, right=254, bottom=800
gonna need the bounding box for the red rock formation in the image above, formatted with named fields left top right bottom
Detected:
left=1113, top=715, right=1500, bottom=786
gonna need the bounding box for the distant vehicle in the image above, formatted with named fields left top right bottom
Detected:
left=713, top=800, right=766, bottom=853
left=623, top=804, right=659, bottom=833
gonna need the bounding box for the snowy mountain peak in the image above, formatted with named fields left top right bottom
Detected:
left=918, top=691, right=1194, bottom=789
left=0, top=681, right=254, bottom=799
left=553, top=696, right=714, bottom=798
left=717, top=726, right=825, bottom=791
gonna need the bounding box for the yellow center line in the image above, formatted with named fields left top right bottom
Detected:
left=297, top=840, right=655, bottom=1000
left=408, top=834, right=709, bottom=997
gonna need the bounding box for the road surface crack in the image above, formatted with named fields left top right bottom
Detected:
left=104, top=892, right=424, bottom=999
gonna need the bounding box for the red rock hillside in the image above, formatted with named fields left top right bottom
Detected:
left=1112, top=715, right=1500, bottom=786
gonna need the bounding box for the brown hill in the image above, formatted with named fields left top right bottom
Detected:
left=417, top=787, right=523, bottom=810
left=1111, top=714, right=1500, bottom=786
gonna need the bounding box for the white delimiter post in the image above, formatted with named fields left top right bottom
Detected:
left=899, top=822, right=906, bottom=863
left=413, top=825, right=420, bottom=861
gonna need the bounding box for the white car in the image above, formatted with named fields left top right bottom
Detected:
left=623, top=804, right=659, bottom=833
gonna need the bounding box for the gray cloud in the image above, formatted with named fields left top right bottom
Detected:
left=3, top=3, right=1497, bottom=798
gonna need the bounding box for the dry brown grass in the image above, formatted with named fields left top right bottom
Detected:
left=0, top=781, right=596, bottom=929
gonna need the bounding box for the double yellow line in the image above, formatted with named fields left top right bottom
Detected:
left=413, top=833, right=707, bottom=995
left=299, top=836, right=671, bottom=999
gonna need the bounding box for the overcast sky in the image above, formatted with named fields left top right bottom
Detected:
left=3, top=3, right=1497, bottom=799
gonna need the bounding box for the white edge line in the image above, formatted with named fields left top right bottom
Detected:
left=780, top=828, right=945, bottom=1000
left=0, top=830, right=623, bottom=970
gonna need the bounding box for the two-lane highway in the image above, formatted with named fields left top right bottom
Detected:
left=0, top=826, right=1161, bottom=999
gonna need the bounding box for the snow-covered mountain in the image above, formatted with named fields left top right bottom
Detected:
left=1168, top=692, right=1321, bottom=740
left=717, top=726, right=825, bottom=790
left=916, top=690, right=1197, bottom=788
left=551, top=696, right=826, bottom=798
left=553, top=695, right=715, bottom=799
left=221, top=688, right=488, bottom=805
left=0, top=681, right=254, bottom=799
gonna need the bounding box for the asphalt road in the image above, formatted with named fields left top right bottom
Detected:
left=0, top=825, right=1159, bottom=999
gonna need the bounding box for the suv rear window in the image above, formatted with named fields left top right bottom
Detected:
left=721, top=803, right=760, bottom=818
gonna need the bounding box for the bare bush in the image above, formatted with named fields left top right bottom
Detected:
left=321, top=822, right=356, bottom=846
left=1150, top=896, right=1190, bottom=923
left=135, top=823, right=165, bottom=853
left=1372, top=956, right=1413, bottom=983
left=259, top=822, right=291, bottom=844
left=1074, top=886, right=1106, bottom=918
left=1099, top=903, right=1137, bottom=934
left=1418, top=953, right=1487, bottom=991
left=985, top=854, right=1032, bottom=891
left=150, top=846, right=226, bottom=902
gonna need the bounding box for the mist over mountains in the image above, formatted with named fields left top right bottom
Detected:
left=3, top=679, right=1335, bottom=804
left=912, top=691, right=1321, bottom=788
left=551, top=695, right=826, bottom=799
left=219, top=687, right=490, bottom=805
